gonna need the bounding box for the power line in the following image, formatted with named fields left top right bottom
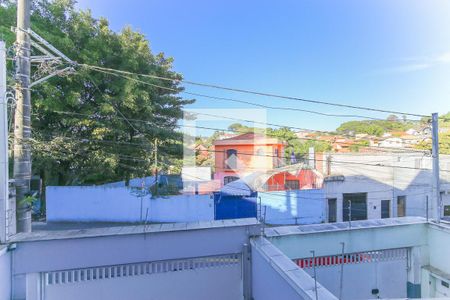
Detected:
left=30, top=132, right=450, bottom=173
left=187, top=111, right=433, bottom=152
left=38, top=109, right=430, bottom=154
left=80, top=65, right=390, bottom=121
left=80, top=64, right=428, bottom=118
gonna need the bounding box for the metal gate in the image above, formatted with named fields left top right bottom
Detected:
left=214, top=193, right=257, bottom=220
left=294, top=248, right=408, bottom=299
left=42, top=254, right=243, bottom=300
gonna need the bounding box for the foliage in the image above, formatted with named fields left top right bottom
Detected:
left=0, top=0, right=193, bottom=186
left=349, top=140, right=369, bottom=152
left=336, top=116, right=417, bottom=137
left=198, top=125, right=332, bottom=162
left=415, top=112, right=450, bottom=154
left=150, top=183, right=180, bottom=197
left=19, top=192, right=38, bottom=208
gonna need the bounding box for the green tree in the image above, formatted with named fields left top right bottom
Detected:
left=415, top=112, right=450, bottom=154
left=0, top=0, right=194, bottom=186
left=336, top=116, right=417, bottom=137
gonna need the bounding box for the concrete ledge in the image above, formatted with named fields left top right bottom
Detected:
left=10, top=218, right=260, bottom=243
left=265, top=216, right=427, bottom=237
left=251, top=237, right=337, bottom=300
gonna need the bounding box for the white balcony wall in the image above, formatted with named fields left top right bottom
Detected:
left=0, top=247, right=11, bottom=300
left=47, top=186, right=213, bottom=223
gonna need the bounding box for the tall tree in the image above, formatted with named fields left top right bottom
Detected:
left=0, top=0, right=194, bottom=186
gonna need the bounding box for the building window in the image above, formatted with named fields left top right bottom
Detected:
left=328, top=198, right=337, bottom=223
left=444, top=205, right=450, bottom=217
left=285, top=180, right=299, bottom=190
left=397, top=196, right=406, bottom=217
left=343, top=193, right=367, bottom=221
left=224, top=176, right=239, bottom=185
left=381, top=200, right=390, bottom=218
left=225, top=149, right=237, bottom=169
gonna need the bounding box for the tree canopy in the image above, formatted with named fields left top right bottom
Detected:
left=336, top=117, right=417, bottom=137
left=415, top=112, right=450, bottom=154
left=1, top=0, right=193, bottom=185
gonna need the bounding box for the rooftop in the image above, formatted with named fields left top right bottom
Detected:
left=213, top=132, right=283, bottom=146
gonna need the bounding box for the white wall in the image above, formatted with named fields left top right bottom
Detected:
left=43, top=258, right=242, bottom=300
left=11, top=219, right=260, bottom=298
left=323, top=152, right=450, bottom=222
left=149, top=194, right=213, bottom=223
left=47, top=186, right=213, bottom=223
left=0, top=247, right=11, bottom=300
left=259, top=189, right=325, bottom=225
left=303, top=255, right=407, bottom=299
left=251, top=237, right=336, bottom=300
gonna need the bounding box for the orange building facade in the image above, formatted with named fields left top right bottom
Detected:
left=213, top=133, right=285, bottom=187
left=213, top=133, right=323, bottom=190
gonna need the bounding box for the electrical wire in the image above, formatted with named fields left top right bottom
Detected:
left=80, top=65, right=390, bottom=121
left=34, top=109, right=430, bottom=154
left=30, top=131, right=450, bottom=175
left=80, top=64, right=428, bottom=118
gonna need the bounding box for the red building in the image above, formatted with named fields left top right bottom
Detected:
left=212, top=132, right=323, bottom=190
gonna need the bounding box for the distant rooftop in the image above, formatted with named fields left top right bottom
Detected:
left=214, top=132, right=284, bottom=146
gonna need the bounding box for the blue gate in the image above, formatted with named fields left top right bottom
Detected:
left=214, top=192, right=258, bottom=220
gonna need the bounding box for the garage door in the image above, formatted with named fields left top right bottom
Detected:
left=42, top=254, right=242, bottom=300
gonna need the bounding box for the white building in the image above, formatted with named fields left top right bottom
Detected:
left=379, top=137, right=404, bottom=148
left=320, top=152, right=450, bottom=223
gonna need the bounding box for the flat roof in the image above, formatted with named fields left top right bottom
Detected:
left=264, top=217, right=428, bottom=237
left=10, top=218, right=260, bottom=243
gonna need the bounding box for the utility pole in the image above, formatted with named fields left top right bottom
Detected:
left=310, top=250, right=319, bottom=300
left=339, top=242, right=345, bottom=300
left=154, top=138, right=158, bottom=196
left=431, top=113, right=441, bottom=223
left=0, top=41, right=8, bottom=242
left=14, top=0, right=32, bottom=233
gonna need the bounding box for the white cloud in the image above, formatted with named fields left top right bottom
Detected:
left=436, top=52, right=450, bottom=63
left=381, top=51, right=450, bottom=74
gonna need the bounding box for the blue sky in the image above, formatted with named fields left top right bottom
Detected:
left=76, top=0, right=450, bottom=132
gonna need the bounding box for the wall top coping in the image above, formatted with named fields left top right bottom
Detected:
left=265, top=216, right=428, bottom=238
left=9, top=218, right=260, bottom=243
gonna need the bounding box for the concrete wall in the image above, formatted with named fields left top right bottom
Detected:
left=251, top=237, right=336, bottom=300
left=420, top=223, right=450, bottom=298
left=324, top=152, right=450, bottom=221
left=266, top=219, right=430, bottom=299
left=43, top=258, right=242, bottom=300
left=302, top=254, right=407, bottom=299
left=325, top=178, right=434, bottom=221
left=267, top=222, right=428, bottom=260
left=0, top=247, right=11, bottom=300
left=259, top=189, right=325, bottom=225
left=47, top=186, right=213, bottom=223
left=10, top=219, right=259, bottom=298
left=427, top=223, right=450, bottom=273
